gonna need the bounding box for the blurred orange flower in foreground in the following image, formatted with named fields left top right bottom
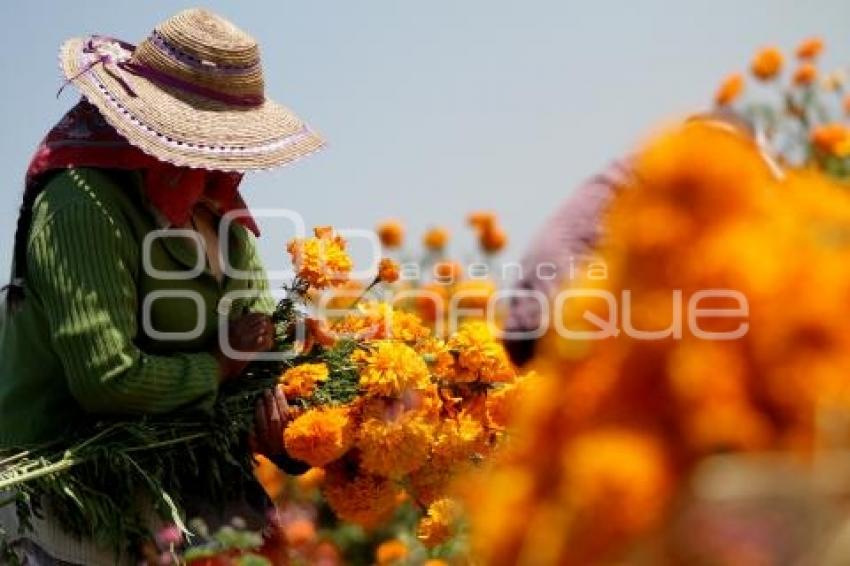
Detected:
left=463, top=120, right=850, bottom=565
left=714, top=73, right=744, bottom=106
left=796, top=36, right=824, bottom=60
left=377, top=219, right=405, bottom=248
left=750, top=46, right=783, bottom=80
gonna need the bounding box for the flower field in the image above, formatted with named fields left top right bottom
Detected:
left=6, top=35, right=850, bottom=566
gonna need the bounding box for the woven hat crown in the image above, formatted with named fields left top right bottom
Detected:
left=132, top=8, right=264, bottom=101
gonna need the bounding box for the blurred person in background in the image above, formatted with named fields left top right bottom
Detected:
left=503, top=110, right=778, bottom=366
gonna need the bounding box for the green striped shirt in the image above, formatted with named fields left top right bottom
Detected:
left=0, top=168, right=274, bottom=446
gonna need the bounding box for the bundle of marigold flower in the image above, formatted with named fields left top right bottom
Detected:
left=277, top=225, right=531, bottom=548
left=462, top=120, right=850, bottom=565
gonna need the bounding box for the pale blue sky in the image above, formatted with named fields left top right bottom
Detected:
left=1, top=1, right=848, bottom=281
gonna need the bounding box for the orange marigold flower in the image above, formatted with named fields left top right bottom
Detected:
left=333, top=302, right=431, bottom=342
left=467, top=210, right=497, bottom=232
left=253, top=454, right=287, bottom=501
left=304, top=317, right=338, bottom=349
left=424, top=561, right=449, bottom=566
left=287, top=226, right=353, bottom=290
left=415, top=282, right=449, bottom=323
left=283, top=518, right=316, bottom=547
left=811, top=123, right=850, bottom=157
left=633, top=121, right=774, bottom=224
left=682, top=401, right=772, bottom=453
left=416, top=337, right=455, bottom=380
left=410, top=460, right=454, bottom=507
left=562, top=430, right=671, bottom=534
left=796, top=36, right=824, bottom=60
left=357, top=400, right=435, bottom=477
left=417, top=498, right=462, bottom=548
left=375, top=539, right=408, bottom=565
left=279, top=362, right=329, bottom=399
left=377, top=219, right=405, bottom=248
left=314, top=541, right=341, bottom=563
left=283, top=406, right=355, bottom=467
left=714, top=73, right=744, bottom=106
left=793, top=62, right=817, bottom=86
left=423, top=226, right=450, bottom=252
left=486, top=377, right=531, bottom=429
left=354, top=340, right=432, bottom=397
left=431, top=411, right=487, bottom=462
left=453, top=279, right=496, bottom=314
left=480, top=225, right=508, bottom=253
left=751, top=46, right=783, bottom=80
left=323, top=464, right=401, bottom=528
left=377, top=257, right=400, bottom=283
left=434, top=260, right=463, bottom=283
left=447, top=321, right=515, bottom=383
left=294, top=467, right=326, bottom=491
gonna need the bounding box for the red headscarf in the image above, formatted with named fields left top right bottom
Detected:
left=25, top=99, right=260, bottom=235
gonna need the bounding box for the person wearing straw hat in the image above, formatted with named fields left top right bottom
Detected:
left=0, top=8, right=323, bottom=564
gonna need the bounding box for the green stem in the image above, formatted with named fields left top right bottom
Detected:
left=123, top=433, right=208, bottom=454
left=349, top=277, right=380, bottom=309
left=0, top=450, right=32, bottom=467
left=0, top=432, right=207, bottom=493
left=70, top=423, right=124, bottom=453
left=0, top=458, right=79, bottom=492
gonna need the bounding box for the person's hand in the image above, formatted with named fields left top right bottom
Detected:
left=214, top=312, right=274, bottom=382
left=253, top=386, right=291, bottom=457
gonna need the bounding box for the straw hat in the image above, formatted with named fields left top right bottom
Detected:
left=59, top=8, right=324, bottom=171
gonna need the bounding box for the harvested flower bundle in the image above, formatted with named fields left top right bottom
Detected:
left=278, top=226, right=529, bottom=544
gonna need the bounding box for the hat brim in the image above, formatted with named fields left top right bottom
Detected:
left=60, top=37, right=325, bottom=172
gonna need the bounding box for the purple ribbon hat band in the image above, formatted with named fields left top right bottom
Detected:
left=59, top=35, right=265, bottom=108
